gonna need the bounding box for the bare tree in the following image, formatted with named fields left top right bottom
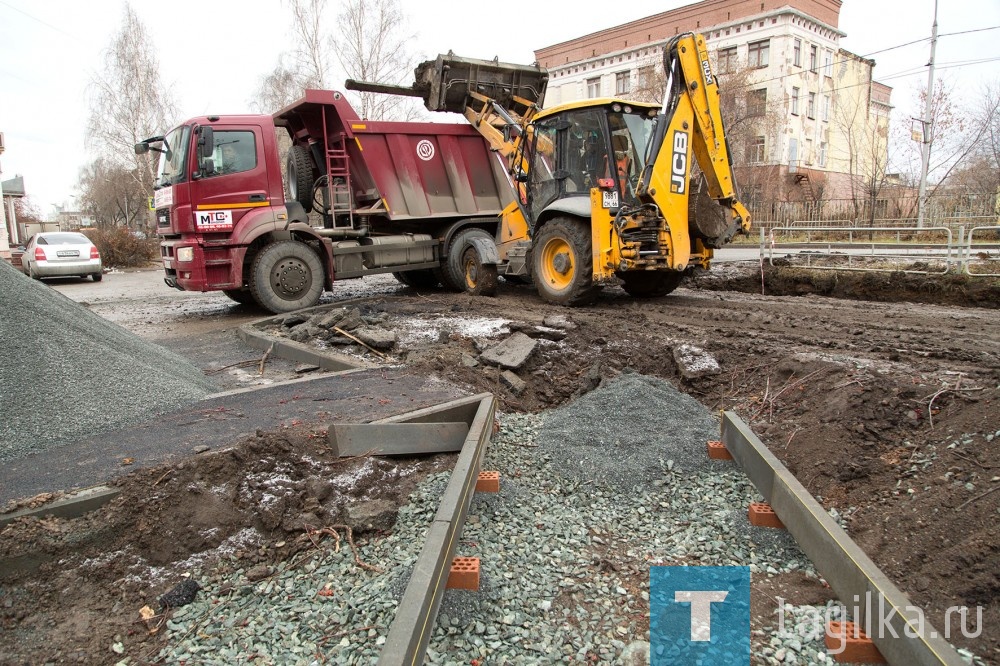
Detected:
left=250, top=0, right=335, bottom=112
left=78, top=158, right=148, bottom=230
left=86, top=3, right=175, bottom=193
left=334, top=0, right=420, bottom=120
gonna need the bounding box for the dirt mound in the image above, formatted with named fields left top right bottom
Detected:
left=693, top=261, right=1000, bottom=308
left=0, top=427, right=452, bottom=664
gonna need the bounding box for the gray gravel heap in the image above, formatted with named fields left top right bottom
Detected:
left=537, top=370, right=718, bottom=487
left=0, top=261, right=215, bottom=461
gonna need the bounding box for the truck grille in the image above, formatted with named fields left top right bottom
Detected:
left=156, top=208, right=171, bottom=228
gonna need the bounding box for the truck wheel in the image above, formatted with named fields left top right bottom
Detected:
left=445, top=228, right=496, bottom=295
left=618, top=271, right=684, bottom=297
left=531, top=218, right=597, bottom=305
left=287, top=145, right=317, bottom=214
left=392, top=269, right=440, bottom=289
left=249, top=241, right=324, bottom=313
left=222, top=288, right=255, bottom=305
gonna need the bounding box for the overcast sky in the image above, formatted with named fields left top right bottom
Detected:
left=0, top=0, right=997, bottom=218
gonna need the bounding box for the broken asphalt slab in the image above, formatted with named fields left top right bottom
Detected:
left=479, top=332, right=537, bottom=369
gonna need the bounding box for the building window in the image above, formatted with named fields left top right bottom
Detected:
left=746, top=136, right=766, bottom=163
left=587, top=77, right=601, bottom=98
left=809, top=44, right=818, bottom=72
left=805, top=138, right=813, bottom=164
left=791, top=87, right=800, bottom=115
left=807, top=92, right=816, bottom=119
left=822, top=94, right=831, bottom=122
left=718, top=46, right=737, bottom=74
left=819, top=142, right=827, bottom=167
left=748, top=40, right=770, bottom=68
left=638, top=65, right=655, bottom=91
left=823, top=50, right=833, bottom=77
left=793, top=39, right=801, bottom=67
left=615, top=71, right=630, bottom=96
left=749, top=88, right=767, bottom=117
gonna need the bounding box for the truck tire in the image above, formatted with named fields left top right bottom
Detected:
left=392, top=269, right=440, bottom=289
left=249, top=241, right=324, bottom=313
left=619, top=271, right=684, bottom=297
left=287, top=145, right=317, bottom=214
left=444, top=228, right=497, bottom=295
left=222, top=288, right=255, bottom=305
left=531, top=218, right=598, bottom=305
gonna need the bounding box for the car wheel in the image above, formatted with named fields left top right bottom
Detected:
left=531, top=217, right=598, bottom=305
left=249, top=240, right=324, bottom=313
left=92, top=272, right=103, bottom=282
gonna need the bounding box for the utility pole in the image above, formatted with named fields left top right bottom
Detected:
left=916, top=0, right=939, bottom=228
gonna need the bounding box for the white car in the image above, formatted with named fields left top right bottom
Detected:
left=21, top=232, right=103, bottom=281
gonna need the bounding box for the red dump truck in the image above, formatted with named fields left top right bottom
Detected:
left=137, top=88, right=516, bottom=312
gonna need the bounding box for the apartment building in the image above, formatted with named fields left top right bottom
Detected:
left=534, top=0, right=891, bottom=211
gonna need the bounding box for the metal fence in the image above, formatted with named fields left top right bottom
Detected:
left=760, top=224, right=1000, bottom=277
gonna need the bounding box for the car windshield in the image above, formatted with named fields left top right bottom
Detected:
left=39, top=233, right=90, bottom=245
left=155, top=125, right=190, bottom=189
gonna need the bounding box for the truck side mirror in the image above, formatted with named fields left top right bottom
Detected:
left=134, top=142, right=149, bottom=155
left=198, top=126, right=214, bottom=159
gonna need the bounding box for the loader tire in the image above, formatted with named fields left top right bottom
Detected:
left=392, top=269, right=440, bottom=289
left=287, top=144, right=317, bottom=213
left=249, top=240, right=324, bottom=313
left=619, top=271, right=684, bottom=298
left=531, top=217, right=598, bottom=306
left=444, top=228, right=497, bottom=295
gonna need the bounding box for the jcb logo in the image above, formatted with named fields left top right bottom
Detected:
left=670, top=131, right=688, bottom=194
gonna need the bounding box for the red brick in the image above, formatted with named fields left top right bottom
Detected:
left=748, top=502, right=785, bottom=529
left=447, top=556, right=480, bottom=590
left=825, top=621, right=886, bottom=663
left=707, top=440, right=734, bottom=460
left=476, top=471, right=500, bottom=493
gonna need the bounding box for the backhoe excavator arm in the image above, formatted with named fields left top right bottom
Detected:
left=637, top=32, right=751, bottom=247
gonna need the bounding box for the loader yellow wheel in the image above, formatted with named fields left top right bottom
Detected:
left=531, top=217, right=598, bottom=306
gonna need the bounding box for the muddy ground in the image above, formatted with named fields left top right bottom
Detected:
left=1, top=263, right=998, bottom=664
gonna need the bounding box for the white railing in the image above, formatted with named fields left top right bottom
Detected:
left=759, top=224, right=1000, bottom=276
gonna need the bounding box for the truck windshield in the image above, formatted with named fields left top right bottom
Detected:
left=154, top=125, right=190, bottom=189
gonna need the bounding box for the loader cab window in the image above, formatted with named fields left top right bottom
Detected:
left=527, top=109, right=610, bottom=221
left=205, top=130, right=257, bottom=177
left=608, top=109, right=655, bottom=201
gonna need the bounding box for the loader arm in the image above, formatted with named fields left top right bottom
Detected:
left=637, top=32, right=751, bottom=248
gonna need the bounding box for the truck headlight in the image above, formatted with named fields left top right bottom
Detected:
left=177, top=247, right=194, bottom=263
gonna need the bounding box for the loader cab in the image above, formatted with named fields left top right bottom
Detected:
left=524, top=100, right=657, bottom=224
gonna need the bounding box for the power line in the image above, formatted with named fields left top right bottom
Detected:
left=0, top=0, right=77, bottom=39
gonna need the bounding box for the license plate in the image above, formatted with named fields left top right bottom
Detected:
left=56, top=250, right=79, bottom=257
left=602, top=191, right=619, bottom=208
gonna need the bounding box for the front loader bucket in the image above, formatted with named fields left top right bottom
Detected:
left=346, top=54, right=548, bottom=117
left=414, top=54, right=548, bottom=115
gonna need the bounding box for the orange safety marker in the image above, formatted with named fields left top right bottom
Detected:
left=748, top=502, right=785, bottom=529
left=446, top=556, right=480, bottom=590
left=825, top=621, right=887, bottom=663
left=707, top=440, right=734, bottom=460
left=476, top=471, right=500, bottom=493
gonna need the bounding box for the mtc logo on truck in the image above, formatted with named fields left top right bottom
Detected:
left=670, top=130, right=689, bottom=194
left=195, top=209, right=234, bottom=232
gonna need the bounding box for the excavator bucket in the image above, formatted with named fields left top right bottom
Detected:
left=346, top=54, right=548, bottom=116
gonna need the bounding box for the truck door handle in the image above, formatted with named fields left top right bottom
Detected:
left=248, top=193, right=266, bottom=202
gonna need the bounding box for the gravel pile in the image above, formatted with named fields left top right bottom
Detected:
left=0, top=262, right=215, bottom=461
left=536, top=371, right=719, bottom=487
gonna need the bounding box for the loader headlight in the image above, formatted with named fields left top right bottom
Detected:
left=177, top=246, right=194, bottom=263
